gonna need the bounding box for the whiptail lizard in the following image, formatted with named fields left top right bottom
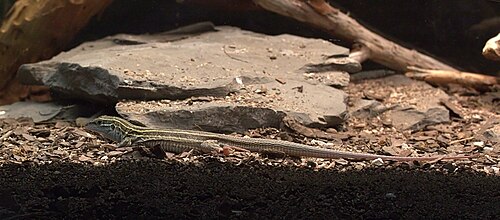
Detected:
left=85, top=115, right=476, bottom=161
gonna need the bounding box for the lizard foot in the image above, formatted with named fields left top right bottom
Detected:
left=200, top=140, right=224, bottom=155
left=222, top=146, right=250, bottom=156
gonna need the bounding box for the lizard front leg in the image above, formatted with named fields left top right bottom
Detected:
left=117, top=136, right=139, bottom=147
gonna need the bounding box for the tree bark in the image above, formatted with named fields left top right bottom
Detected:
left=483, top=33, right=500, bottom=62
left=406, top=67, right=498, bottom=91
left=0, top=0, right=113, bottom=105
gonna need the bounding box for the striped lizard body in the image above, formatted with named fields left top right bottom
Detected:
left=85, top=115, right=476, bottom=161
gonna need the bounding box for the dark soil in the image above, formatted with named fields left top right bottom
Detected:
left=0, top=159, right=499, bottom=219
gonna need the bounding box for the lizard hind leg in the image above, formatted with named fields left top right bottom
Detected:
left=200, top=140, right=224, bottom=155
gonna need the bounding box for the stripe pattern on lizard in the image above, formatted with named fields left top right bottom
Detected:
left=85, top=115, right=476, bottom=161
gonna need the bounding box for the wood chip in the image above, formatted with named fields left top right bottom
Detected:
left=0, top=130, right=13, bottom=142
left=78, top=155, right=92, bottom=162
left=21, top=133, right=36, bottom=141
left=53, top=150, right=65, bottom=155
left=107, top=151, right=124, bottom=157
left=72, top=129, right=94, bottom=138
left=440, top=98, right=466, bottom=118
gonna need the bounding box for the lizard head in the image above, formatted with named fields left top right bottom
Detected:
left=85, top=115, right=131, bottom=142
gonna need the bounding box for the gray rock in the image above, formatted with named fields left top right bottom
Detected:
left=0, top=101, right=61, bottom=123
left=477, top=117, right=500, bottom=143
left=17, top=24, right=350, bottom=130
left=117, top=78, right=347, bottom=132
left=19, top=63, right=121, bottom=103
left=376, top=75, right=450, bottom=131
left=384, top=106, right=449, bottom=131
left=18, top=24, right=349, bottom=103
left=349, top=98, right=392, bottom=118
left=0, top=101, right=97, bottom=123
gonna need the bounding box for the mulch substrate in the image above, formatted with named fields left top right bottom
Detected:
left=0, top=79, right=498, bottom=219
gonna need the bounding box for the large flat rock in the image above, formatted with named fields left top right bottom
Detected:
left=17, top=23, right=350, bottom=129
left=18, top=24, right=348, bottom=103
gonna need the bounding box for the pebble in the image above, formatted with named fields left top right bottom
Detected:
left=492, top=166, right=499, bottom=175
left=472, top=141, right=484, bottom=147
left=371, top=158, right=384, bottom=166
left=310, top=139, right=327, bottom=146
left=483, top=147, right=493, bottom=152
left=385, top=193, right=397, bottom=199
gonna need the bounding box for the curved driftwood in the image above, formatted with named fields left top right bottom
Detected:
left=253, top=0, right=457, bottom=72
left=406, top=67, right=498, bottom=91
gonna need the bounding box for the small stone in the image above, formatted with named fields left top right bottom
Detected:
left=492, top=167, right=499, bottom=175
left=483, top=147, right=493, bottom=152
left=254, top=86, right=268, bottom=94
left=371, top=158, right=384, bottom=166
left=324, top=142, right=334, bottom=147
left=471, top=114, right=482, bottom=120
left=385, top=193, right=397, bottom=199
left=310, top=140, right=327, bottom=146
left=234, top=77, right=243, bottom=85
left=335, top=158, right=349, bottom=165
left=472, top=141, right=484, bottom=147
left=123, top=79, right=133, bottom=85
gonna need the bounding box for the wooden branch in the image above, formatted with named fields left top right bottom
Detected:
left=0, top=0, right=113, bottom=105
left=406, top=66, right=499, bottom=91
left=180, top=0, right=260, bottom=11
left=348, top=43, right=370, bottom=64
left=253, top=0, right=457, bottom=72
left=483, top=33, right=500, bottom=62
left=319, top=43, right=370, bottom=73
